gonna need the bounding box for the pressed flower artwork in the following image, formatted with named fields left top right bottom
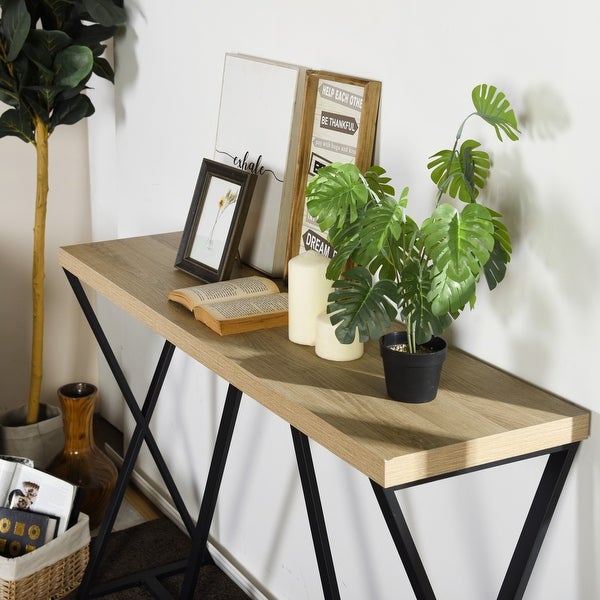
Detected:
left=191, top=180, right=241, bottom=269
left=175, top=159, right=257, bottom=282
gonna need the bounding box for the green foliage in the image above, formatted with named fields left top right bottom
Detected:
left=428, top=140, right=490, bottom=202
left=0, top=0, right=126, bottom=140
left=428, top=84, right=519, bottom=203
left=327, top=267, right=399, bottom=344
left=471, top=84, right=520, bottom=141
left=306, top=84, right=520, bottom=351
left=0, top=0, right=126, bottom=424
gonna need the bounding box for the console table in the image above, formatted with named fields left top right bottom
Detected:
left=59, top=232, right=590, bottom=600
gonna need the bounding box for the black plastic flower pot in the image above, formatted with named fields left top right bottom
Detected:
left=379, top=331, right=447, bottom=403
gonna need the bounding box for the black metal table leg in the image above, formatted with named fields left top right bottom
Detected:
left=291, top=427, right=341, bottom=600
left=179, top=383, right=242, bottom=598
left=497, top=443, right=580, bottom=600
left=64, top=270, right=195, bottom=597
left=65, top=270, right=195, bottom=531
left=370, top=443, right=580, bottom=600
left=79, top=340, right=176, bottom=597
left=371, top=482, right=436, bottom=600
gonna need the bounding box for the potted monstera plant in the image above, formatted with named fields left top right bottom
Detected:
left=306, top=84, right=520, bottom=402
left=0, top=0, right=126, bottom=464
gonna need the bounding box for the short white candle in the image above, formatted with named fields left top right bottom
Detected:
left=288, top=251, right=332, bottom=346
left=315, top=312, right=364, bottom=361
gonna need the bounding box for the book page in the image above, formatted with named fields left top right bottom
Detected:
left=5, top=464, right=76, bottom=536
left=0, top=461, right=16, bottom=500
left=200, top=293, right=288, bottom=320
left=178, top=276, right=279, bottom=306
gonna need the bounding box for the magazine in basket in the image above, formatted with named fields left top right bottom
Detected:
left=0, top=458, right=78, bottom=544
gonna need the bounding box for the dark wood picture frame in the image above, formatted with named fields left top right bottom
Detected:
left=175, top=159, right=257, bottom=282
left=285, top=71, right=381, bottom=272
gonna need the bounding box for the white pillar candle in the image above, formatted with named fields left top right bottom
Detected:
left=315, top=312, right=364, bottom=361
left=288, top=251, right=332, bottom=346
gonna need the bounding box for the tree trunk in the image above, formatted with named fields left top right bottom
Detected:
left=27, top=118, right=49, bottom=424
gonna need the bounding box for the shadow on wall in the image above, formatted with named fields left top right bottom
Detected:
left=520, top=84, right=570, bottom=141
left=470, top=83, right=599, bottom=384
left=492, top=83, right=598, bottom=298
left=114, top=3, right=140, bottom=126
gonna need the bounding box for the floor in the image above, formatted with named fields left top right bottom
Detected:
left=87, top=415, right=253, bottom=599
left=93, top=414, right=163, bottom=531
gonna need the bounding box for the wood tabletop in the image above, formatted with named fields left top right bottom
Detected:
left=59, top=232, right=590, bottom=488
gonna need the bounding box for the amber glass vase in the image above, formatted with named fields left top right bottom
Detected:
left=48, top=383, right=117, bottom=529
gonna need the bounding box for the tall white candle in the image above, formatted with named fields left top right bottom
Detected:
left=288, top=251, right=332, bottom=345
left=315, top=312, right=364, bottom=361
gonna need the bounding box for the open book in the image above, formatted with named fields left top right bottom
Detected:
left=0, top=458, right=78, bottom=539
left=168, top=276, right=288, bottom=335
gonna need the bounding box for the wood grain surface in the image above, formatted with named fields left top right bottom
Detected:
left=59, top=232, right=590, bottom=487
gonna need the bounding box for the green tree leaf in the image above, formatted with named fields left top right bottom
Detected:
left=0, top=106, right=34, bottom=142
left=0, top=61, right=19, bottom=106
left=82, top=0, right=127, bottom=27
left=49, top=93, right=94, bottom=131
left=53, top=45, right=93, bottom=87
left=23, top=30, right=72, bottom=72
left=1, top=0, right=31, bottom=62
left=92, top=55, right=114, bottom=82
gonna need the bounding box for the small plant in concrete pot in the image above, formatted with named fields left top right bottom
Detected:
left=306, top=84, right=520, bottom=402
left=0, top=0, right=126, bottom=462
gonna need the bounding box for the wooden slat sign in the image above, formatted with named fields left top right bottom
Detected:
left=286, top=71, right=381, bottom=271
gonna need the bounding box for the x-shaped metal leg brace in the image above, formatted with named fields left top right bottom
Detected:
left=64, top=270, right=195, bottom=597
left=370, top=443, right=580, bottom=600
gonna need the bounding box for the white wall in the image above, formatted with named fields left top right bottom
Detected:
left=0, top=120, right=97, bottom=412
left=86, top=1, right=599, bottom=599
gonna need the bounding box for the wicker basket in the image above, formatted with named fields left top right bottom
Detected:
left=0, top=514, right=89, bottom=600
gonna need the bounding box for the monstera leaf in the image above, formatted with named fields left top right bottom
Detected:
left=472, top=84, right=520, bottom=142
left=427, top=267, right=477, bottom=318
left=427, top=140, right=491, bottom=202
left=353, top=186, right=410, bottom=271
left=428, top=84, right=520, bottom=203
left=327, top=267, right=399, bottom=344
left=302, top=84, right=519, bottom=353
left=306, top=162, right=369, bottom=232
left=422, top=202, right=495, bottom=283
left=398, top=261, right=454, bottom=348
left=484, top=211, right=512, bottom=289
left=420, top=202, right=498, bottom=321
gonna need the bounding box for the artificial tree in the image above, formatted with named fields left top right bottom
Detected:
left=306, top=84, right=520, bottom=354
left=0, top=0, right=126, bottom=424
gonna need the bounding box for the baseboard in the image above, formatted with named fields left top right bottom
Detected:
left=104, top=444, right=272, bottom=600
